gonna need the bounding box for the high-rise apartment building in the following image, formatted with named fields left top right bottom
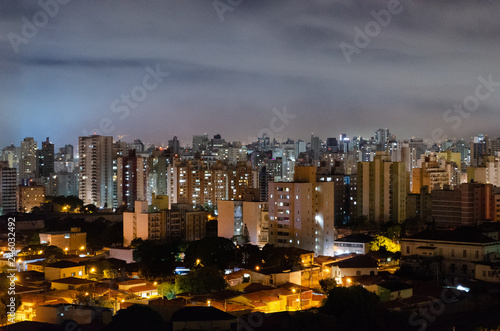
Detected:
left=116, top=150, right=147, bottom=209
left=123, top=200, right=165, bottom=246
left=375, top=129, right=389, bottom=151
left=192, top=134, right=209, bottom=151
left=54, top=144, right=75, bottom=173
left=218, top=200, right=269, bottom=247
left=167, top=159, right=257, bottom=207
left=431, top=183, right=494, bottom=228
left=412, top=155, right=455, bottom=194
left=47, top=172, right=78, bottom=197
left=39, top=137, right=54, bottom=178
left=20, top=137, right=37, bottom=184
left=147, top=150, right=169, bottom=203
left=78, top=135, right=113, bottom=208
left=470, top=134, right=490, bottom=167
left=468, top=156, right=500, bottom=188
left=168, top=135, right=180, bottom=154
left=18, top=184, right=45, bottom=213
left=268, top=166, right=335, bottom=256
left=357, top=152, right=409, bottom=224
left=258, top=166, right=273, bottom=202
left=317, top=173, right=356, bottom=227
left=0, top=161, right=17, bottom=215
left=310, top=134, right=321, bottom=160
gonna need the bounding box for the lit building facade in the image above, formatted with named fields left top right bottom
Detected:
left=357, top=152, right=408, bottom=224
left=268, top=166, right=335, bottom=256
left=20, top=137, right=37, bottom=184
left=78, top=135, right=113, bottom=208
left=116, top=150, right=147, bottom=209
left=18, top=184, right=45, bottom=212
left=218, top=200, right=269, bottom=247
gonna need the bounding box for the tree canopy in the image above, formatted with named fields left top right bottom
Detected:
left=184, top=237, right=236, bottom=269
left=175, top=266, right=227, bottom=294
left=369, top=235, right=401, bottom=253
left=133, top=240, right=179, bottom=278
left=320, top=285, right=413, bottom=331
left=0, top=273, right=22, bottom=325
left=320, top=286, right=381, bottom=330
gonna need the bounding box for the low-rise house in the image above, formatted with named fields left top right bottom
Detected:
left=229, top=288, right=288, bottom=313
left=45, top=261, right=86, bottom=281
left=117, top=279, right=158, bottom=298
left=401, top=228, right=500, bottom=279
left=33, top=304, right=112, bottom=326
left=248, top=268, right=302, bottom=287
left=475, top=262, right=500, bottom=283
left=224, top=269, right=249, bottom=287
left=334, top=234, right=374, bottom=255
left=365, top=281, right=413, bottom=302
left=229, top=283, right=324, bottom=313
left=27, top=260, right=45, bottom=273
left=50, top=277, right=96, bottom=291
left=331, top=254, right=378, bottom=283
left=39, top=228, right=87, bottom=253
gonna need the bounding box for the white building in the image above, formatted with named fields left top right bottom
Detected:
left=218, top=200, right=269, bottom=247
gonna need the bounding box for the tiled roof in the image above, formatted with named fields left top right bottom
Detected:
left=126, top=284, right=157, bottom=293
left=50, top=277, right=94, bottom=285
left=117, top=279, right=148, bottom=286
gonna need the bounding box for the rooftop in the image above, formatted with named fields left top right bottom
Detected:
left=50, top=277, right=95, bottom=285
left=336, top=233, right=374, bottom=243
left=333, top=254, right=378, bottom=269
left=404, top=228, right=498, bottom=244
left=46, top=261, right=80, bottom=269
left=379, top=281, right=413, bottom=292
left=126, top=284, right=157, bottom=293
left=117, top=279, right=148, bottom=286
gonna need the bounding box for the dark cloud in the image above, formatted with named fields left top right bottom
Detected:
left=1, top=0, right=500, bottom=149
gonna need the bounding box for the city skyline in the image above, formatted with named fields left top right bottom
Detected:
left=2, top=0, right=500, bottom=148
left=0, top=129, right=494, bottom=153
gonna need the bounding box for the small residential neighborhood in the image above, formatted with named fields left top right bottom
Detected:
left=2, top=201, right=500, bottom=330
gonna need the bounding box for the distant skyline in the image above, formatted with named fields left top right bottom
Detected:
left=2, top=0, right=500, bottom=148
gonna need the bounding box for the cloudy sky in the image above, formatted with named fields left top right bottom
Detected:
left=1, top=0, right=500, bottom=149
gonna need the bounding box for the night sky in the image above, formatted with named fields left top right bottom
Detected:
left=1, top=0, right=500, bottom=148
